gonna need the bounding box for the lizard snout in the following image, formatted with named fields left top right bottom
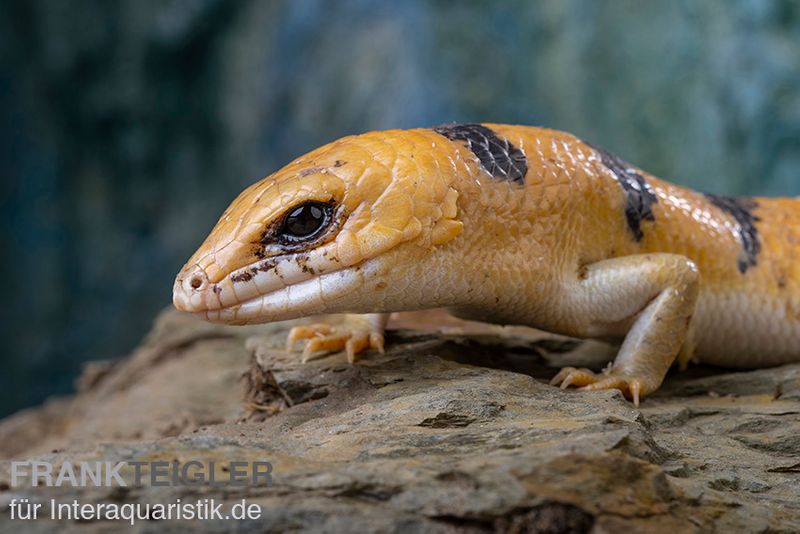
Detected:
left=173, top=267, right=211, bottom=312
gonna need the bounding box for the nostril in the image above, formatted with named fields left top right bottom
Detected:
left=190, top=276, right=204, bottom=290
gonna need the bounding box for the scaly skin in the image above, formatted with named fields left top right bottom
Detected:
left=173, top=124, right=800, bottom=405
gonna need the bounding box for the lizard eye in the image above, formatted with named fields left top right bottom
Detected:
left=276, top=201, right=334, bottom=244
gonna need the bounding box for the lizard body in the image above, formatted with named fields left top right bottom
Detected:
left=173, top=124, right=800, bottom=404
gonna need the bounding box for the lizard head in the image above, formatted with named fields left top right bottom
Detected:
left=173, top=130, right=463, bottom=324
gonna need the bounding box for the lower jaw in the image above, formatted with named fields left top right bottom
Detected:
left=193, top=265, right=365, bottom=325
left=195, top=308, right=309, bottom=326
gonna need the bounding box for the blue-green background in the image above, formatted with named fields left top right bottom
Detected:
left=1, top=0, right=799, bottom=416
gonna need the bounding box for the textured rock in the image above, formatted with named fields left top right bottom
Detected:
left=1, top=309, right=799, bottom=532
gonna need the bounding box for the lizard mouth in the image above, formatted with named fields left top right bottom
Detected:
left=174, top=258, right=366, bottom=325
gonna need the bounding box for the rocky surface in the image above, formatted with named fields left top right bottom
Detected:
left=1, top=309, right=799, bottom=532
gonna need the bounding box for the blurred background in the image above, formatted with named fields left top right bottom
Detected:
left=1, top=0, right=799, bottom=417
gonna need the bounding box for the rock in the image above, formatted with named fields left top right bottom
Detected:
left=1, top=309, right=799, bottom=532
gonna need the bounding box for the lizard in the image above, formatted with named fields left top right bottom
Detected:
left=173, top=123, right=800, bottom=405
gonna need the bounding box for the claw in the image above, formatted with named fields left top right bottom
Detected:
left=370, top=332, right=385, bottom=354
left=630, top=380, right=641, bottom=407
left=286, top=324, right=332, bottom=352
left=345, top=333, right=369, bottom=364
left=550, top=367, right=598, bottom=389
left=549, top=367, right=570, bottom=386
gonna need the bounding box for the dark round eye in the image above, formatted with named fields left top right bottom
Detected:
left=277, top=201, right=333, bottom=244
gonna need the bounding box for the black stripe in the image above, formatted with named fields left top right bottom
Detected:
left=434, top=123, right=527, bottom=184
left=705, top=194, right=761, bottom=273
left=590, top=143, right=658, bottom=241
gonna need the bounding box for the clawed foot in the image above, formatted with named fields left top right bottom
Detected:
left=286, top=323, right=385, bottom=363
left=549, top=366, right=645, bottom=407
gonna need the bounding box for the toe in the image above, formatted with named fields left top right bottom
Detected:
left=301, top=333, right=349, bottom=362
left=549, top=367, right=575, bottom=386
left=551, top=367, right=599, bottom=389
left=345, top=333, right=370, bottom=363
left=286, top=324, right=333, bottom=352
left=369, top=332, right=385, bottom=354
left=630, top=380, right=641, bottom=407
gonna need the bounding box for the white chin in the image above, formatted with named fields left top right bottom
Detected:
left=197, top=266, right=364, bottom=325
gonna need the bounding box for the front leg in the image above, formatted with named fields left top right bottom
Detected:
left=550, top=254, right=699, bottom=405
left=287, top=313, right=390, bottom=363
